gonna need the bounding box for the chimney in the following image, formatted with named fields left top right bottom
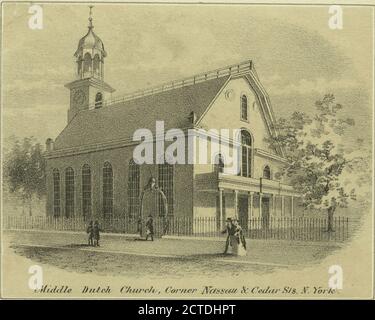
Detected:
left=46, top=138, right=54, bottom=152
left=188, top=111, right=197, bottom=124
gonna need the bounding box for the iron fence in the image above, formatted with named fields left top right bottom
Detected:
left=3, top=215, right=350, bottom=242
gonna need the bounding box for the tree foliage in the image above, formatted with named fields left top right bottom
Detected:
left=3, top=137, right=46, bottom=215
left=267, top=94, right=365, bottom=229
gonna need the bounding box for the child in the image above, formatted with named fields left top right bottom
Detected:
left=93, top=220, right=101, bottom=247
left=86, top=221, right=94, bottom=246
left=145, top=215, right=154, bottom=241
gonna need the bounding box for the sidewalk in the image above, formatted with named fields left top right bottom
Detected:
left=4, top=229, right=342, bottom=267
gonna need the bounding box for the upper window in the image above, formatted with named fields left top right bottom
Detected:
left=95, top=92, right=103, bottom=109
left=53, top=169, right=60, bottom=216
left=263, top=165, right=271, bottom=180
left=241, top=95, right=248, bottom=121
left=83, top=52, right=91, bottom=74
left=240, top=130, right=252, bottom=178
left=127, top=160, right=140, bottom=218
left=65, top=167, right=75, bottom=217
left=82, top=164, right=92, bottom=218
left=103, top=162, right=113, bottom=215
left=93, top=54, right=100, bottom=76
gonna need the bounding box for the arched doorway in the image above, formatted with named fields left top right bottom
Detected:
left=138, top=177, right=168, bottom=237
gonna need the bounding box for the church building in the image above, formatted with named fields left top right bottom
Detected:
left=45, top=11, right=299, bottom=228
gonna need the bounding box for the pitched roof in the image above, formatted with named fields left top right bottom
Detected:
left=54, top=76, right=229, bottom=150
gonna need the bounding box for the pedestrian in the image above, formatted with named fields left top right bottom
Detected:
left=93, top=220, right=102, bottom=247
left=86, top=220, right=94, bottom=246
left=232, top=218, right=247, bottom=256
left=137, top=217, right=143, bottom=237
left=145, top=215, right=154, bottom=241
left=221, top=217, right=235, bottom=254
left=163, top=216, right=169, bottom=235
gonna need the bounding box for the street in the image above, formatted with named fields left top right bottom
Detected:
left=4, top=230, right=342, bottom=278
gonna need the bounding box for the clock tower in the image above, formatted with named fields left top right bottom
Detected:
left=65, top=6, right=115, bottom=123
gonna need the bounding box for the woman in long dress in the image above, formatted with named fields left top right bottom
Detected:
left=232, top=219, right=247, bottom=256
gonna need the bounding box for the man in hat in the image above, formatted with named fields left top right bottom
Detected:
left=93, top=220, right=102, bottom=247
left=86, top=221, right=94, bottom=246
left=221, top=217, right=235, bottom=254
left=145, top=215, right=154, bottom=241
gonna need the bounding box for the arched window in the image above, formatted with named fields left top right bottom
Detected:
left=240, top=130, right=252, bottom=177
left=82, top=165, right=91, bottom=218
left=263, top=165, right=271, bottom=180
left=214, top=153, right=225, bottom=174
left=93, top=54, right=100, bottom=76
left=77, top=55, right=82, bottom=76
left=53, top=169, right=60, bottom=216
left=241, top=95, right=248, bottom=121
left=95, top=92, right=103, bottom=109
left=103, top=162, right=113, bottom=215
left=158, top=163, right=174, bottom=216
left=83, top=52, right=91, bottom=74
left=127, top=160, right=140, bottom=218
left=65, top=167, right=74, bottom=217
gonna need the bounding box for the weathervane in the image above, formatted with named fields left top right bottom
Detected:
left=88, top=5, right=94, bottom=29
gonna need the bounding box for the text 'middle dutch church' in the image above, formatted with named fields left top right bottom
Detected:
left=45, top=11, right=299, bottom=227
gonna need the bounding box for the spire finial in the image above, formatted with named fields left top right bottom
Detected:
left=88, top=5, right=94, bottom=29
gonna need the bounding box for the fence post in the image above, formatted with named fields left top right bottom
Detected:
left=319, top=218, right=322, bottom=241
left=333, top=217, right=340, bottom=241
left=312, top=218, right=315, bottom=241
left=346, top=217, right=349, bottom=239
left=193, top=217, right=196, bottom=237
left=5, top=212, right=349, bottom=242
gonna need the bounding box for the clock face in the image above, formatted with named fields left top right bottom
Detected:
left=73, top=89, right=86, bottom=105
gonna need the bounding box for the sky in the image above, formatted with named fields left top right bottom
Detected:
left=2, top=3, right=373, bottom=149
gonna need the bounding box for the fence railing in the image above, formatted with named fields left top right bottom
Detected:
left=3, top=215, right=350, bottom=242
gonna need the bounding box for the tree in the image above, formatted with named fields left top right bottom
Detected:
left=3, top=137, right=46, bottom=216
left=267, top=94, right=362, bottom=231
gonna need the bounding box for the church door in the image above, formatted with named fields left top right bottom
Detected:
left=261, top=197, right=270, bottom=229
left=238, top=196, right=248, bottom=231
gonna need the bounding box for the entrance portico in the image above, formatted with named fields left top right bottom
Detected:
left=216, top=173, right=299, bottom=229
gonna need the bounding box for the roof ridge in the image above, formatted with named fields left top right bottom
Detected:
left=88, top=59, right=253, bottom=109
left=54, top=72, right=230, bottom=150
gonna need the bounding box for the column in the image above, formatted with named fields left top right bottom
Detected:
left=248, top=191, right=254, bottom=231
left=248, top=192, right=253, bottom=218
left=219, top=188, right=224, bottom=229
left=291, top=196, right=294, bottom=218
left=281, top=195, right=285, bottom=217
left=234, top=190, right=238, bottom=218
left=259, top=192, right=263, bottom=219
left=272, top=194, right=276, bottom=216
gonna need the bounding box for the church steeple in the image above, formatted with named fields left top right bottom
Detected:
left=74, top=6, right=107, bottom=80
left=65, top=6, right=115, bottom=123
